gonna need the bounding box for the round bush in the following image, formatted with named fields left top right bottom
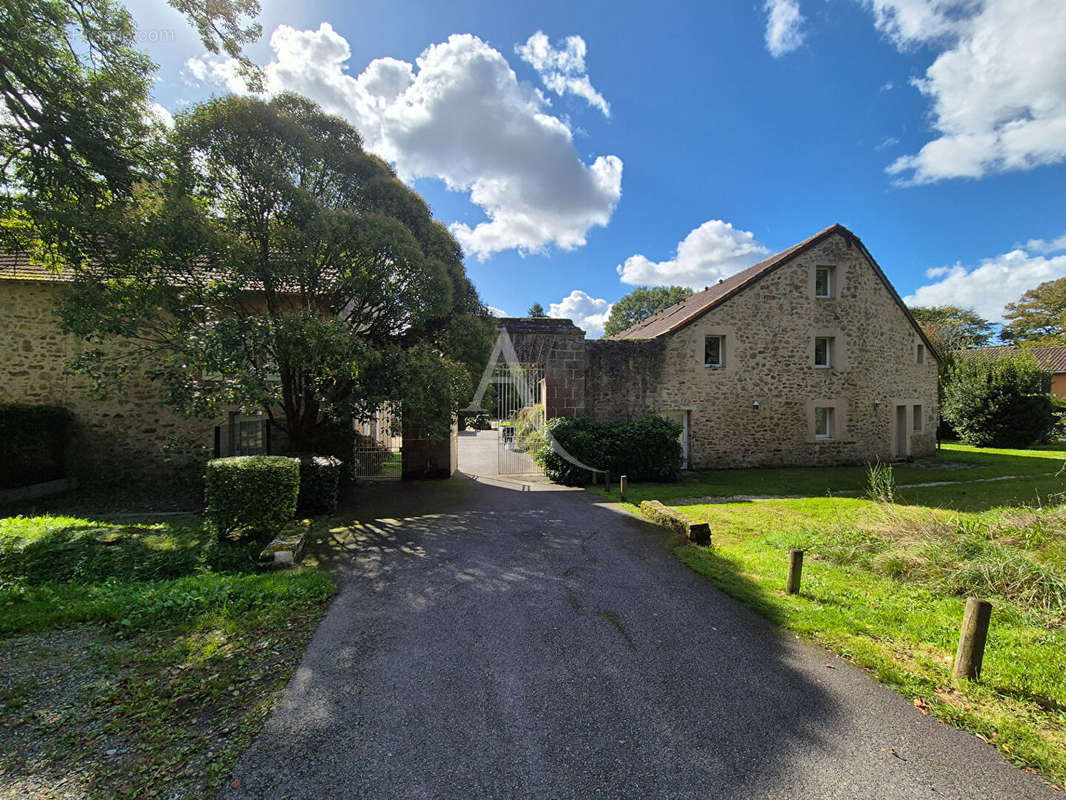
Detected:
left=205, top=456, right=299, bottom=537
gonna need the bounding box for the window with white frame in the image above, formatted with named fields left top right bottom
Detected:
left=704, top=335, right=724, bottom=368
left=912, top=404, right=923, bottom=432
left=815, top=266, right=834, bottom=298
left=814, top=336, right=833, bottom=368
left=814, top=406, right=834, bottom=439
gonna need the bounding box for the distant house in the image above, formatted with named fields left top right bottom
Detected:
left=503, top=224, right=940, bottom=469
left=972, top=345, right=1066, bottom=397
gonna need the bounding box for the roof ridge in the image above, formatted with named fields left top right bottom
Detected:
left=609, top=223, right=848, bottom=340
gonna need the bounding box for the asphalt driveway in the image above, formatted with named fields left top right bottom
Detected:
left=223, top=474, right=1059, bottom=799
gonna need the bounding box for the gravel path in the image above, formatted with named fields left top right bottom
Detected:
left=222, top=476, right=1059, bottom=800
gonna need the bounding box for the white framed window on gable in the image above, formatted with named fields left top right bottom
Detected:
left=814, top=406, right=834, bottom=439
left=814, top=336, right=833, bottom=368
left=815, top=266, right=834, bottom=298
left=704, top=335, right=724, bottom=368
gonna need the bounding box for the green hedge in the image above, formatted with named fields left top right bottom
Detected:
left=295, top=455, right=342, bottom=515
left=533, top=416, right=683, bottom=486
left=204, top=456, right=299, bottom=537
left=942, top=354, right=1056, bottom=447
left=0, top=404, right=71, bottom=490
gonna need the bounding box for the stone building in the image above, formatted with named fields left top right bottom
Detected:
left=0, top=253, right=455, bottom=485
left=503, top=224, right=940, bottom=469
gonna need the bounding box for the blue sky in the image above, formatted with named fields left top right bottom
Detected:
left=128, top=0, right=1066, bottom=335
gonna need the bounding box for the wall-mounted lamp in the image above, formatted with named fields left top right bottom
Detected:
left=752, top=400, right=760, bottom=411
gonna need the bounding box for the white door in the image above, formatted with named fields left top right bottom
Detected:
left=660, top=411, right=690, bottom=469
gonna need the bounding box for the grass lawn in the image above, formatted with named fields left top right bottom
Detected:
left=0, top=514, right=334, bottom=799
left=594, top=443, right=1066, bottom=789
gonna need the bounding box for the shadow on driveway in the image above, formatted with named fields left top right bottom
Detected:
left=224, top=476, right=1057, bottom=799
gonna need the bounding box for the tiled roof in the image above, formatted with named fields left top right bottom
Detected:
left=0, top=251, right=70, bottom=281
left=972, top=345, right=1066, bottom=373
left=610, top=223, right=936, bottom=359
left=608, top=225, right=849, bottom=340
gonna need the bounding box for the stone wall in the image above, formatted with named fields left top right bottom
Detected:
left=500, top=318, right=587, bottom=418
left=584, top=338, right=665, bottom=421
left=624, top=231, right=939, bottom=468
left=0, top=279, right=215, bottom=485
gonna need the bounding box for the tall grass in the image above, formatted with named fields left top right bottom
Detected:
left=865, top=461, right=895, bottom=503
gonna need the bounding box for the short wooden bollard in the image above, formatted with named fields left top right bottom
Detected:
left=786, top=549, right=804, bottom=595
left=953, top=597, right=992, bottom=681
left=620, top=475, right=628, bottom=502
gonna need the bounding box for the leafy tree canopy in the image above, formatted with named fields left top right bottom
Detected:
left=1001, top=278, right=1066, bottom=345
left=907, top=305, right=995, bottom=351
left=57, top=94, right=492, bottom=448
left=0, top=0, right=261, bottom=252
left=527, top=303, right=546, bottom=318
left=603, top=285, right=693, bottom=337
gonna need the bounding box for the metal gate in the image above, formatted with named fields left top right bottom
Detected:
left=493, top=363, right=545, bottom=475
left=354, top=405, right=402, bottom=480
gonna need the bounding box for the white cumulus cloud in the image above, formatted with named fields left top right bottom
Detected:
left=486, top=306, right=508, bottom=317
left=184, top=25, right=623, bottom=261
left=548, top=290, right=612, bottom=337
left=1023, top=234, right=1066, bottom=255
left=865, top=0, right=1066, bottom=184
left=764, top=0, right=806, bottom=58
left=904, top=236, right=1066, bottom=321
left=516, top=31, right=610, bottom=116
left=617, top=220, right=771, bottom=289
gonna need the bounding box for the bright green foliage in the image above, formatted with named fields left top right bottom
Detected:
left=204, top=456, right=299, bottom=536
left=0, top=404, right=70, bottom=489
left=908, top=305, right=994, bottom=351
left=295, top=455, right=342, bottom=515
left=1001, top=277, right=1066, bottom=345
left=942, top=354, right=1055, bottom=447
left=535, top=416, right=683, bottom=485
left=604, top=285, right=694, bottom=337
left=57, top=94, right=492, bottom=449
left=0, top=0, right=261, bottom=252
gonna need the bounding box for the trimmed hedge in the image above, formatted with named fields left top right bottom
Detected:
left=205, top=456, right=299, bottom=537
left=0, top=404, right=71, bottom=490
left=533, top=416, right=683, bottom=486
left=295, top=455, right=342, bottom=515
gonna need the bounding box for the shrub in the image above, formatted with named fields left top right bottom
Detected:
left=533, top=416, right=682, bottom=486
left=307, top=418, right=357, bottom=483
left=295, top=455, right=342, bottom=515
left=942, top=353, right=1055, bottom=447
left=0, top=404, right=71, bottom=489
left=205, top=456, right=299, bottom=538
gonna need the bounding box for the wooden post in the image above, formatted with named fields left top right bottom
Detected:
left=620, top=475, right=628, bottom=502
left=953, top=598, right=992, bottom=681
left=786, top=549, right=803, bottom=595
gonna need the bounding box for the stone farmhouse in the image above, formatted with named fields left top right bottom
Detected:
left=503, top=224, right=940, bottom=469
left=1, top=223, right=938, bottom=483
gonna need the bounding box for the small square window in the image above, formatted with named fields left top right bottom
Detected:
left=815, top=267, right=833, bottom=298
left=814, top=336, right=832, bottom=368
left=704, top=335, right=724, bottom=368
left=917, top=344, right=925, bottom=364
left=815, top=407, right=834, bottom=439
left=913, top=404, right=923, bottom=432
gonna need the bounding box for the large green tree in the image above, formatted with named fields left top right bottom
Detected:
left=58, top=94, right=491, bottom=449
left=907, top=305, right=995, bottom=352
left=0, top=0, right=261, bottom=254
left=603, top=285, right=693, bottom=337
left=1001, top=278, right=1066, bottom=345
